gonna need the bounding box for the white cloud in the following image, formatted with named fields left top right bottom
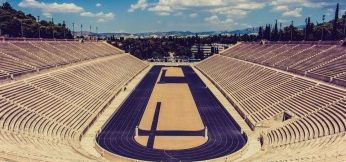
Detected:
left=278, top=19, right=290, bottom=23
left=205, top=15, right=236, bottom=28
left=189, top=13, right=198, bottom=18
left=205, top=15, right=221, bottom=24
left=270, top=0, right=336, bottom=17
left=271, top=0, right=328, bottom=8
left=128, top=0, right=148, bottom=12
left=155, top=0, right=223, bottom=8
left=80, top=12, right=115, bottom=22
left=80, top=12, right=93, bottom=17
left=18, top=0, right=84, bottom=13
left=127, top=0, right=341, bottom=30
left=157, top=12, right=170, bottom=16
left=96, top=3, right=101, bottom=7
left=325, top=8, right=335, bottom=16
left=282, top=8, right=302, bottom=17
left=148, top=4, right=172, bottom=13
left=174, top=12, right=183, bottom=16
left=42, top=12, right=52, bottom=18
left=18, top=0, right=115, bottom=22
left=210, top=7, right=249, bottom=18
left=129, top=0, right=265, bottom=20
left=272, top=5, right=289, bottom=12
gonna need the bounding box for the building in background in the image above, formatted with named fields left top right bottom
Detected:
left=191, top=43, right=229, bottom=59
left=211, top=43, right=229, bottom=54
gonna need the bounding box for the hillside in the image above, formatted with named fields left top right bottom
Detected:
left=0, top=2, right=72, bottom=39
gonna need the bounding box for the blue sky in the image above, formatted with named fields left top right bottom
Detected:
left=2, top=0, right=346, bottom=33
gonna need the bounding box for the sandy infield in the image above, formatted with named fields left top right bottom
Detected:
left=135, top=67, right=207, bottom=150
left=163, top=67, right=185, bottom=77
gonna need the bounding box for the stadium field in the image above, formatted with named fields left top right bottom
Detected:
left=96, top=65, right=247, bottom=161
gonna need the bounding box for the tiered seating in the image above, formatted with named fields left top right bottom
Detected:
left=196, top=54, right=346, bottom=161
left=0, top=41, right=124, bottom=80
left=12, top=42, right=68, bottom=67
left=221, top=42, right=346, bottom=86
left=0, top=42, right=48, bottom=71
left=0, top=54, right=148, bottom=161
left=0, top=72, right=8, bottom=79
left=0, top=52, right=35, bottom=76
left=310, top=55, right=346, bottom=78
left=260, top=99, right=346, bottom=161
left=258, top=132, right=346, bottom=161
left=267, top=99, right=346, bottom=147
left=197, top=55, right=344, bottom=125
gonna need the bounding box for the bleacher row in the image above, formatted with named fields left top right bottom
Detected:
left=0, top=41, right=123, bottom=80
left=221, top=42, right=346, bottom=87
left=0, top=41, right=148, bottom=161
left=196, top=54, right=346, bottom=161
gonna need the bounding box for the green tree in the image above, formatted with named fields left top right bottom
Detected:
left=258, top=26, right=263, bottom=40
left=332, top=3, right=339, bottom=39
left=272, top=20, right=278, bottom=41
left=0, top=2, right=73, bottom=39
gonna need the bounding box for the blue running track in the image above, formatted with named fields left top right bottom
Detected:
left=96, top=66, right=247, bottom=161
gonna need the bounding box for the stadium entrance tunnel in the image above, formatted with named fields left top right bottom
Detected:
left=96, top=65, right=247, bottom=161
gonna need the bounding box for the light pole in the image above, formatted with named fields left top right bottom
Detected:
left=72, top=22, right=75, bottom=38
left=89, top=25, right=92, bottom=39
left=80, top=24, right=83, bottom=37
left=63, top=20, right=66, bottom=39
left=96, top=26, right=98, bottom=40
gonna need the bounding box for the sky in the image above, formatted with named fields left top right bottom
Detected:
left=1, top=0, right=346, bottom=33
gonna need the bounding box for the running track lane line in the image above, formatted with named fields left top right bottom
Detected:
left=146, top=102, right=161, bottom=149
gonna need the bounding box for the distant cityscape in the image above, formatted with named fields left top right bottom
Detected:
left=73, top=28, right=260, bottom=39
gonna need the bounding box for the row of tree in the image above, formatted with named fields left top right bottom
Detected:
left=255, top=3, right=346, bottom=41
left=113, top=3, right=346, bottom=60
left=0, top=2, right=73, bottom=39
left=111, top=35, right=237, bottom=60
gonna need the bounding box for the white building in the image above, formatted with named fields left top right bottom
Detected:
left=191, top=44, right=212, bottom=58
left=191, top=43, right=229, bottom=58
left=211, top=43, right=229, bottom=53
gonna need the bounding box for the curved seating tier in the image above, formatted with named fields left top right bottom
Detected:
left=0, top=54, right=148, bottom=161
left=221, top=42, right=346, bottom=87
left=0, top=41, right=124, bottom=80
left=257, top=132, right=346, bottom=162
left=196, top=54, right=346, bottom=161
